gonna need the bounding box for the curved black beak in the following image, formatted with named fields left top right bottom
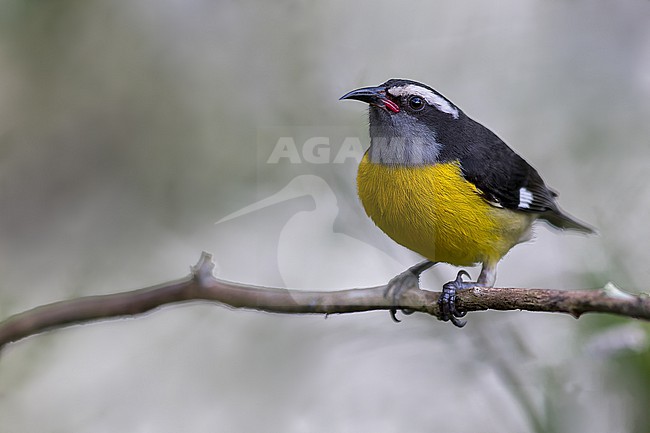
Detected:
left=340, top=85, right=400, bottom=113
left=339, top=86, right=386, bottom=104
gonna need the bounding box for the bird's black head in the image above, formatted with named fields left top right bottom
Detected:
left=340, top=79, right=460, bottom=119
left=340, top=79, right=462, bottom=165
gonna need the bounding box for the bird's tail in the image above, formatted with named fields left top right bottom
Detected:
left=540, top=209, right=596, bottom=235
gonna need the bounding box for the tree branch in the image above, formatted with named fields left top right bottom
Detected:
left=1, top=252, right=648, bottom=350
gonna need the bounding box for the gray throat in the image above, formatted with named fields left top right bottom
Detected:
left=367, top=111, right=441, bottom=166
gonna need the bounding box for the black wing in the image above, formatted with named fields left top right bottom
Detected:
left=448, top=117, right=594, bottom=233
left=461, top=135, right=557, bottom=213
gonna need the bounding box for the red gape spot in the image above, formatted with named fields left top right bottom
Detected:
left=383, top=98, right=400, bottom=113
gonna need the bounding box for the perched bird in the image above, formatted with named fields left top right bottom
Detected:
left=340, top=79, right=594, bottom=327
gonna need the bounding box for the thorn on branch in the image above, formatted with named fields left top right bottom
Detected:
left=191, top=251, right=216, bottom=285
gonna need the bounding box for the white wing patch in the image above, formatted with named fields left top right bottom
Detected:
left=388, top=84, right=459, bottom=119
left=518, top=187, right=534, bottom=209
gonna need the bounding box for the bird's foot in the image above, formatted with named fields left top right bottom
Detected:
left=385, top=261, right=434, bottom=322
left=438, top=270, right=472, bottom=328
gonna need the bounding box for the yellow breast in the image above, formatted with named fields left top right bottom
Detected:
left=357, top=154, right=531, bottom=266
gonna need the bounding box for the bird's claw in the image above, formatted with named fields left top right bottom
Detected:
left=385, top=269, right=420, bottom=322
left=438, top=270, right=472, bottom=328
left=384, top=261, right=434, bottom=322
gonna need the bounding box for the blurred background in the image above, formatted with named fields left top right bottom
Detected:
left=1, top=0, right=650, bottom=432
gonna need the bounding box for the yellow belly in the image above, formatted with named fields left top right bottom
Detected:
left=357, top=155, right=532, bottom=266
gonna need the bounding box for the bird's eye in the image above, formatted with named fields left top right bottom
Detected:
left=408, top=96, right=425, bottom=111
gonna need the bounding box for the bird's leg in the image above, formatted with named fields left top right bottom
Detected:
left=477, top=264, right=496, bottom=287
left=439, top=263, right=497, bottom=328
left=385, top=260, right=435, bottom=322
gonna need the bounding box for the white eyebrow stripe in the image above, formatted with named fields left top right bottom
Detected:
left=388, top=84, right=459, bottom=119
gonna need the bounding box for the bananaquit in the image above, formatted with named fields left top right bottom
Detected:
left=340, top=79, right=594, bottom=327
